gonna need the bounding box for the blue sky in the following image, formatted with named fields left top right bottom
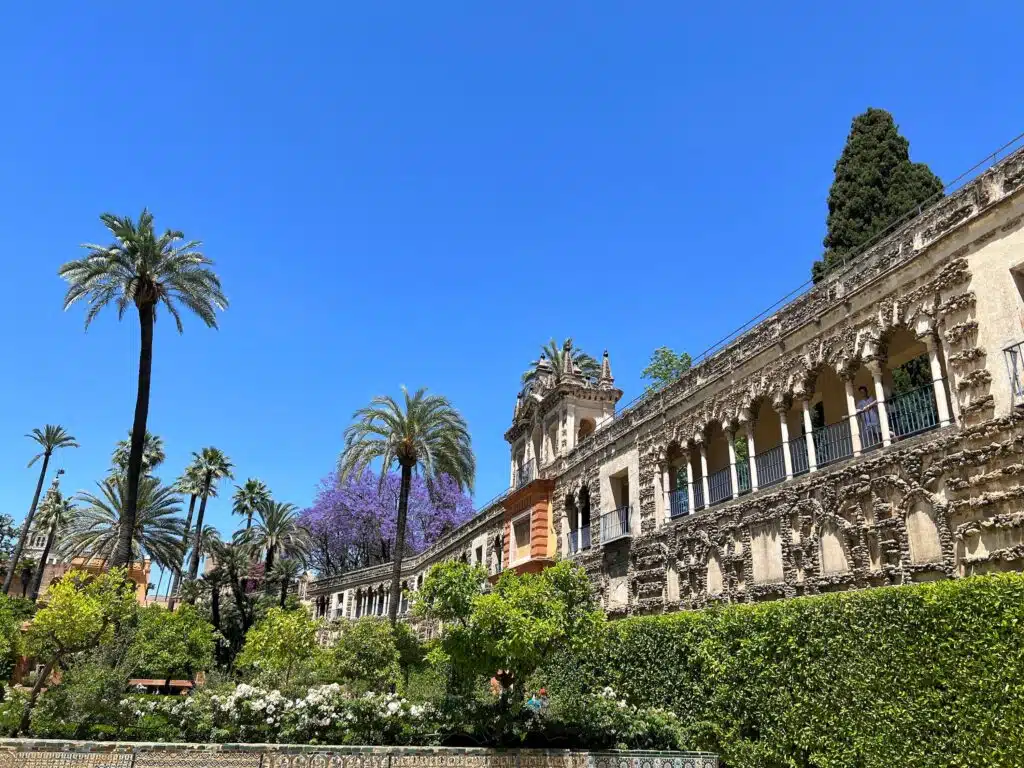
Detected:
left=1, top=2, right=1022, bottom=577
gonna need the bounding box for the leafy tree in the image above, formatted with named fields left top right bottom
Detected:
left=233, top=478, right=271, bottom=532
left=131, top=604, right=214, bottom=692
left=186, top=447, right=233, bottom=581
left=813, top=108, right=943, bottom=282
left=416, top=560, right=602, bottom=712
left=4, top=426, right=78, bottom=595
left=0, top=515, right=18, bottom=562
left=243, top=500, right=308, bottom=575
left=235, top=606, right=322, bottom=686
left=339, top=388, right=475, bottom=625
left=62, top=475, right=183, bottom=572
left=268, top=558, right=303, bottom=608
left=110, top=430, right=165, bottom=477
left=332, top=616, right=403, bottom=693
left=301, top=469, right=474, bottom=577
left=21, top=569, right=137, bottom=732
left=59, top=210, right=228, bottom=568
left=522, top=338, right=599, bottom=387
left=641, top=347, right=693, bottom=392
left=892, top=354, right=932, bottom=395
left=27, top=484, right=76, bottom=601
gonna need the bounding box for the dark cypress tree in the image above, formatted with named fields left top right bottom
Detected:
left=812, top=108, right=943, bottom=282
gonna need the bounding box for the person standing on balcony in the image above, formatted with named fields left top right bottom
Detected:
left=857, top=386, right=881, bottom=446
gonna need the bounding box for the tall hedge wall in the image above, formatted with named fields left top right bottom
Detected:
left=541, top=573, right=1024, bottom=768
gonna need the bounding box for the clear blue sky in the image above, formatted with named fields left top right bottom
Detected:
left=2, top=3, right=1022, bottom=559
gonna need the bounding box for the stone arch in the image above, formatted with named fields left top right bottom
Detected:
left=577, top=417, right=596, bottom=442
left=815, top=518, right=853, bottom=575
left=705, top=547, right=725, bottom=596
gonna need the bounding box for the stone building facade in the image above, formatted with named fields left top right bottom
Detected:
left=306, top=145, right=1024, bottom=619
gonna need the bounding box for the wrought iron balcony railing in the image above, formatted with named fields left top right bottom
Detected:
left=812, top=418, right=853, bottom=467
left=708, top=466, right=733, bottom=506
left=857, top=405, right=884, bottom=451
left=515, top=459, right=536, bottom=489
left=692, top=480, right=706, bottom=511
left=1004, top=342, right=1024, bottom=407
left=568, top=524, right=591, bottom=554
left=790, top=434, right=810, bottom=476
left=600, top=506, right=631, bottom=544
left=736, top=458, right=751, bottom=495
left=755, top=443, right=786, bottom=488
left=668, top=488, right=689, bottom=518
left=886, top=384, right=939, bottom=440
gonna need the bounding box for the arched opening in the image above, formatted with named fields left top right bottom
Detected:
left=881, top=327, right=941, bottom=441
left=353, top=588, right=362, bottom=618
left=819, top=522, right=850, bottom=574
left=705, top=422, right=733, bottom=506
left=706, top=550, right=724, bottom=595
left=577, top=417, right=596, bottom=442
left=665, top=442, right=690, bottom=518
left=906, top=500, right=942, bottom=564
left=571, top=486, right=592, bottom=551
left=752, top=397, right=786, bottom=488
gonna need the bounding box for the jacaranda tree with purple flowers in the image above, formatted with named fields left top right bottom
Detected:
left=300, top=468, right=474, bottom=578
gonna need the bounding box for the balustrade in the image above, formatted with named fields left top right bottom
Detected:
left=568, top=524, right=591, bottom=554
left=790, top=434, right=810, bottom=476
left=755, top=444, right=786, bottom=487
left=600, top=506, right=631, bottom=543
left=1004, top=342, right=1024, bottom=406
left=886, top=384, right=939, bottom=440
left=858, top=405, right=884, bottom=451
left=692, top=481, right=706, bottom=511
left=708, top=466, right=733, bottom=506
left=669, top=488, right=689, bottom=518
left=515, top=459, right=536, bottom=489
left=736, top=458, right=751, bottom=495
left=812, top=418, right=853, bottom=467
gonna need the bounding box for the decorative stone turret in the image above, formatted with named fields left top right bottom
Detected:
left=598, top=350, right=614, bottom=390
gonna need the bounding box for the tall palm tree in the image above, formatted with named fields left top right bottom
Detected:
left=339, top=387, right=475, bottom=625
left=167, top=460, right=211, bottom=610
left=268, top=558, right=303, bottom=609
left=243, top=500, right=309, bottom=574
left=111, top=430, right=165, bottom=477
left=61, top=475, right=183, bottom=573
left=27, top=484, right=76, bottom=601
left=232, top=478, right=270, bottom=531
left=210, top=540, right=255, bottom=635
left=521, top=338, right=600, bottom=387
left=187, top=448, right=233, bottom=581
left=4, top=426, right=78, bottom=594
left=59, top=210, right=228, bottom=568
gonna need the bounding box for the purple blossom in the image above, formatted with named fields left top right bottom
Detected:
left=300, top=468, right=474, bottom=576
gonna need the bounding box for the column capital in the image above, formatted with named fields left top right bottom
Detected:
left=865, top=359, right=884, bottom=377
left=738, top=407, right=753, bottom=425
left=918, top=330, right=939, bottom=350
left=721, top=418, right=735, bottom=434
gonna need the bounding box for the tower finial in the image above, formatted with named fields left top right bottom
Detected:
left=598, top=349, right=614, bottom=389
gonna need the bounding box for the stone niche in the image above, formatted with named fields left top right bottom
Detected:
left=906, top=501, right=942, bottom=564
left=819, top=522, right=850, bottom=574
left=706, top=551, right=724, bottom=595
left=750, top=521, right=784, bottom=584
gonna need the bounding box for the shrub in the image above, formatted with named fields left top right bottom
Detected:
left=235, top=607, right=323, bottom=687
left=541, top=573, right=1024, bottom=768
left=332, top=617, right=402, bottom=694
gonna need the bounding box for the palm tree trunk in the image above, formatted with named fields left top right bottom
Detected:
left=246, top=511, right=253, bottom=530
left=279, top=576, right=288, bottom=608
left=210, top=585, right=220, bottom=630
left=4, top=453, right=50, bottom=594
left=167, top=493, right=197, bottom=611
left=28, top=528, right=55, bottom=601
left=264, top=546, right=275, bottom=578
left=388, top=463, right=412, bottom=626
left=112, top=301, right=155, bottom=569
left=20, top=656, right=56, bottom=734
left=187, top=476, right=212, bottom=585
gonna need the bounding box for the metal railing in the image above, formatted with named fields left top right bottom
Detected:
left=755, top=444, right=786, bottom=487
left=790, top=435, right=809, bottom=476
left=668, top=488, right=689, bottom=518
left=736, top=458, right=751, bottom=495
left=1004, top=341, right=1024, bottom=407
left=600, top=506, right=631, bottom=543
left=812, top=418, right=853, bottom=467
left=857, top=405, right=884, bottom=451
left=515, top=459, right=536, bottom=489
left=708, top=466, right=733, bottom=506
left=692, top=481, right=706, bottom=511
left=886, top=384, right=939, bottom=440
left=568, top=524, right=591, bottom=554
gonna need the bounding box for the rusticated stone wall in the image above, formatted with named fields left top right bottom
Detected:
left=0, top=740, right=718, bottom=768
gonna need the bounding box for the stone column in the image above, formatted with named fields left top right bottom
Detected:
left=844, top=378, right=863, bottom=456
left=725, top=422, right=740, bottom=499
left=685, top=447, right=695, bottom=514
left=744, top=417, right=759, bottom=492
left=510, top=453, right=516, bottom=489
left=923, top=334, right=952, bottom=427
left=662, top=461, right=672, bottom=523
left=699, top=439, right=711, bottom=507
left=577, top=501, right=584, bottom=549
left=778, top=406, right=794, bottom=481
left=800, top=398, right=818, bottom=472
left=867, top=361, right=892, bottom=446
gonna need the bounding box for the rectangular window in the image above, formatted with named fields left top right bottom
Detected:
left=512, top=514, right=531, bottom=563
left=475, top=545, right=483, bottom=565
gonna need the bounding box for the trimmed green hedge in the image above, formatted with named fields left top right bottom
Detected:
left=540, top=573, right=1024, bottom=768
